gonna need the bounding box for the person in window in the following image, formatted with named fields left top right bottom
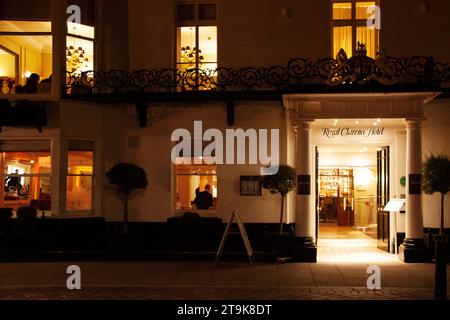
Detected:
left=5, top=169, right=22, bottom=194
left=16, top=73, right=40, bottom=94
left=193, top=184, right=213, bottom=210
left=38, top=75, right=52, bottom=93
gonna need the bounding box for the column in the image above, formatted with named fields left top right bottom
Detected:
left=399, top=119, right=428, bottom=262
left=293, top=120, right=316, bottom=262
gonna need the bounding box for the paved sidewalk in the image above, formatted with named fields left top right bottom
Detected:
left=0, top=260, right=448, bottom=300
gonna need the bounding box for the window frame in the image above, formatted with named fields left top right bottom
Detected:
left=175, top=1, right=218, bottom=71
left=0, top=141, right=53, bottom=214
left=65, top=139, right=95, bottom=215
left=173, top=152, right=218, bottom=214
left=330, top=0, right=380, bottom=58
left=0, top=19, right=53, bottom=97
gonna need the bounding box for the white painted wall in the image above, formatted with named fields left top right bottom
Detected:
left=422, top=98, right=450, bottom=228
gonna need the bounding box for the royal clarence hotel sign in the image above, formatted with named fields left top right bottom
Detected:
left=322, top=127, right=385, bottom=139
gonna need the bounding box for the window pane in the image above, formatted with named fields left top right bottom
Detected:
left=177, top=26, right=197, bottom=66
left=0, top=20, right=51, bottom=32
left=333, top=2, right=352, bottom=20
left=0, top=35, right=52, bottom=94
left=66, top=36, right=94, bottom=74
left=68, top=151, right=93, bottom=175
left=67, top=147, right=93, bottom=212
left=333, top=26, right=352, bottom=57
left=66, top=175, right=92, bottom=211
left=177, top=4, right=195, bottom=21
left=357, top=26, right=377, bottom=58
left=1, top=149, right=51, bottom=212
left=199, top=26, right=217, bottom=64
left=199, top=4, right=217, bottom=20
left=176, top=162, right=217, bottom=211
left=356, top=2, right=376, bottom=20
left=0, top=46, right=18, bottom=79
left=2, top=151, right=51, bottom=175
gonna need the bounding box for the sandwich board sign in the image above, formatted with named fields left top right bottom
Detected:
left=215, top=210, right=254, bottom=265
left=383, top=199, right=405, bottom=255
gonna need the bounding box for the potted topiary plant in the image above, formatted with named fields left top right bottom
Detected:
left=106, top=163, right=148, bottom=234
left=423, top=153, right=450, bottom=301
left=262, top=165, right=296, bottom=235
left=261, top=165, right=296, bottom=258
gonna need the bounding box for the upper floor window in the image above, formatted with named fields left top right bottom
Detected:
left=0, top=20, right=52, bottom=94
left=176, top=2, right=217, bottom=73
left=331, top=1, right=379, bottom=58
left=66, top=0, right=95, bottom=91
left=0, top=1, right=52, bottom=95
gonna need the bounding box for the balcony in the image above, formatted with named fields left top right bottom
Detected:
left=64, top=46, right=450, bottom=126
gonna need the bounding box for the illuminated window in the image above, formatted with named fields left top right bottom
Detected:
left=66, top=23, right=95, bottom=75
left=0, top=21, right=52, bottom=94
left=66, top=140, right=94, bottom=213
left=173, top=138, right=218, bottom=211
left=331, top=1, right=379, bottom=58
left=66, top=0, right=95, bottom=85
left=333, top=2, right=352, bottom=20
left=175, top=159, right=218, bottom=211
left=176, top=2, right=217, bottom=90
left=0, top=140, right=52, bottom=213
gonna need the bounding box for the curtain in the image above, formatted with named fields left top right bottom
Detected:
left=357, top=26, right=376, bottom=58
left=333, top=26, right=353, bottom=58
left=333, top=3, right=352, bottom=20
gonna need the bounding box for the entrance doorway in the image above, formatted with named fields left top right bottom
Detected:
left=316, top=144, right=381, bottom=245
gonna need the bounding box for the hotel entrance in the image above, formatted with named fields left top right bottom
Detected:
left=312, top=118, right=396, bottom=254
left=316, top=145, right=379, bottom=245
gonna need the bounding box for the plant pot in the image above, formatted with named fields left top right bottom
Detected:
left=433, top=234, right=448, bottom=301
left=268, top=233, right=293, bottom=258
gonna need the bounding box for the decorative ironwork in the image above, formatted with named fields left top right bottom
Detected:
left=65, top=48, right=450, bottom=95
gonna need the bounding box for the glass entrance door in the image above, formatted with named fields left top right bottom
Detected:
left=377, top=146, right=390, bottom=251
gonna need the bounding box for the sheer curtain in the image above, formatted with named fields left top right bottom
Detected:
left=333, top=26, right=353, bottom=58
left=357, top=26, right=376, bottom=58
left=333, top=3, right=352, bottom=20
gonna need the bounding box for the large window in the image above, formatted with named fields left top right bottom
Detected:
left=176, top=2, right=217, bottom=90
left=0, top=21, right=52, bottom=94
left=66, top=140, right=94, bottom=213
left=331, top=1, right=379, bottom=58
left=175, top=154, right=218, bottom=211
left=0, top=140, right=52, bottom=214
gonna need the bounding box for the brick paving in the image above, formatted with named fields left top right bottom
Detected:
left=0, top=260, right=448, bottom=300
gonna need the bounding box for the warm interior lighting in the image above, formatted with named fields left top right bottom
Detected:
left=333, top=26, right=352, bottom=58
left=356, top=2, right=376, bottom=20
left=66, top=45, right=89, bottom=73
left=333, top=2, right=352, bottom=20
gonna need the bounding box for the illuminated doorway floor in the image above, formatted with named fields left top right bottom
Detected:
left=317, top=223, right=398, bottom=263
left=318, top=223, right=376, bottom=240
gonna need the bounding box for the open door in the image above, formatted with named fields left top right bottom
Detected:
left=315, top=146, right=319, bottom=246
left=377, top=146, right=390, bottom=251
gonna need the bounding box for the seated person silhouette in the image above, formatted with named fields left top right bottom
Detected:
left=16, top=73, right=40, bottom=94
left=193, top=185, right=213, bottom=210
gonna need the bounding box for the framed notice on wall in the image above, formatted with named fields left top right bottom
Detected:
left=240, top=176, right=262, bottom=196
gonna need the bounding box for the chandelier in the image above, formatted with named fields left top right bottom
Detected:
left=180, top=46, right=204, bottom=67
left=180, top=27, right=204, bottom=68
left=66, top=46, right=89, bottom=73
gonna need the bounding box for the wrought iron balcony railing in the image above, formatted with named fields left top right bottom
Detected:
left=65, top=48, right=450, bottom=96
